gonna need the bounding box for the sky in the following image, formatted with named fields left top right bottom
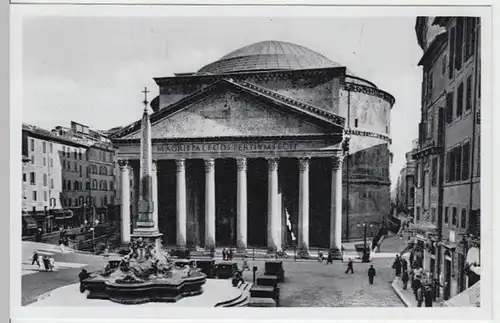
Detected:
left=22, top=16, right=423, bottom=189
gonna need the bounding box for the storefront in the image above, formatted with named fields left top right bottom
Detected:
left=51, top=209, right=74, bottom=229
left=22, top=213, right=38, bottom=236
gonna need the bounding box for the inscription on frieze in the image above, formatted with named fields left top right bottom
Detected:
left=155, top=141, right=301, bottom=153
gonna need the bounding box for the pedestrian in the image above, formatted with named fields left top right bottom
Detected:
left=409, top=252, right=414, bottom=269
left=402, top=270, right=409, bottom=290
left=368, top=265, right=376, bottom=284
left=424, top=285, right=433, bottom=307
left=242, top=256, right=250, bottom=271
left=326, top=251, right=333, bottom=265
left=42, top=256, right=50, bottom=272
left=31, top=251, right=40, bottom=268
left=432, top=278, right=442, bottom=301
left=416, top=285, right=424, bottom=307
left=345, top=258, right=354, bottom=274
left=318, top=251, right=324, bottom=262
left=222, top=248, right=227, bottom=261
left=49, top=256, right=55, bottom=271
left=78, top=269, right=90, bottom=293
left=412, top=275, right=421, bottom=299
left=392, top=255, right=402, bottom=277
left=401, top=258, right=408, bottom=272
left=228, top=249, right=233, bottom=261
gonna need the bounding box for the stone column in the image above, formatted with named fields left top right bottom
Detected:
left=267, top=158, right=281, bottom=252
left=330, top=155, right=344, bottom=258
left=298, top=157, right=310, bottom=257
left=119, top=160, right=131, bottom=244
left=236, top=158, right=247, bottom=251
left=205, top=158, right=216, bottom=250
left=152, top=160, right=158, bottom=231
left=176, top=159, right=187, bottom=248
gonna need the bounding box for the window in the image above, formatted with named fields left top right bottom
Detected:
left=466, top=75, right=472, bottom=111
left=43, top=174, right=47, bottom=186
left=104, top=195, right=108, bottom=206
left=44, top=191, right=48, bottom=202
left=31, top=155, right=35, bottom=164
left=67, top=180, right=71, bottom=191
left=426, top=71, right=433, bottom=98
left=50, top=158, right=53, bottom=168
left=74, top=162, right=77, bottom=171
left=455, top=18, right=464, bottom=71
left=63, top=180, right=66, bottom=190
left=86, top=182, right=90, bottom=190
left=92, top=179, right=97, bottom=190
left=23, top=173, right=26, bottom=182
left=30, top=172, right=35, bottom=185
left=43, top=157, right=46, bottom=166
left=49, top=142, right=53, bottom=153
left=79, top=152, right=82, bottom=160
left=42, top=142, right=46, bottom=153
left=446, top=91, right=454, bottom=124
left=32, top=191, right=37, bottom=201
left=456, top=82, right=464, bottom=118
left=452, top=207, right=458, bottom=226
left=416, top=207, right=421, bottom=221
left=103, top=181, right=107, bottom=191
left=462, top=141, right=471, bottom=180
left=110, top=181, right=114, bottom=191
left=448, top=26, right=456, bottom=79
left=50, top=178, right=54, bottom=189
left=465, top=18, right=476, bottom=60
left=68, top=198, right=72, bottom=207
left=444, top=207, right=449, bottom=224
left=431, top=158, right=438, bottom=186
left=75, top=181, right=79, bottom=191
left=30, top=139, right=35, bottom=151
left=74, top=151, right=77, bottom=159
left=454, top=146, right=462, bottom=181
left=86, top=167, right=89, bottom=178
left=431, top=207, right=436, bottom=223
left=354, top=119, right=359, bottom=128
left=461, top=209, right=467, bottom=229
left=442, top=54, right=447, bottom=75
left=62, top=160, right=65, bottom=170
left=63, top=146, right=66, bottom=156
left=79, top=165, right=82, bottom=177
left=75, top=198, right=79, bottom=206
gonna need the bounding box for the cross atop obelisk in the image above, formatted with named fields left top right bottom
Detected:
left=142, top=87, right=150, bottom=111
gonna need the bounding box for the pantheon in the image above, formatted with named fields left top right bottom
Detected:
left=112, top=40, right=394, bottom=254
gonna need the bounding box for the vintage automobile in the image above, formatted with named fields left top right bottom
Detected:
left=264, top=261, right=285, bottom=282
left=195, top=259, right=216, bottom=278
left=215, top=261, right=238, bottom=279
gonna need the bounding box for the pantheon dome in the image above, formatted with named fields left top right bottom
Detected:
left=198, top=40, right=356, bottom=76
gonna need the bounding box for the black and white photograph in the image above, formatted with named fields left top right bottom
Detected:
left=9, top=2, right=493, bottom=321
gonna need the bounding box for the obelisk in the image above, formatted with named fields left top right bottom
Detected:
left=131, top=87, right=163, bottom=251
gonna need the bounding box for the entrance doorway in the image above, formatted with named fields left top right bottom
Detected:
left=215, top=159, right=237, bottom=247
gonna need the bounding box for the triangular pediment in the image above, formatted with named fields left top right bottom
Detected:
left=122, top=80, right=342, bottom=140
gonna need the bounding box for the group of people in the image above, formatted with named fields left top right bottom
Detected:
left=31, top=251, right=55, bottom=272
left=393, top=253, right=440, bottom=307
left=317, top=251, right=334, bottom=264
left=222, top=248, right=234, bottom=261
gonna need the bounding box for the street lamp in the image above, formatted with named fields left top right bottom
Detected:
left=90, top=219, right=100, bottom=251
left=357, top=221, right=374, bottom=263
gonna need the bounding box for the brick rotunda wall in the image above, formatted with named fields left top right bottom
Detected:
left=339, top=80, right=393, bottom=241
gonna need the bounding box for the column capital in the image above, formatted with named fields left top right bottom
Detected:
left=236, top=158, right=247, bottom=171
left=267, top=158, right=279, bottom=172
left=298, top=157, right=310, bottom=172
left=332, top=155, right=344, bottom=170
left=175, top=159, right=185, bottom=172
left=204, top=158, right=215, bottom=172
left=118, top=159, right=129, bottom=169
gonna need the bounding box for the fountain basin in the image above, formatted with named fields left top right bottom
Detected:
left=85, top=271, right=207, bottom=305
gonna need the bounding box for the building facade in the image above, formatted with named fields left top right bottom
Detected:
left=113, top=40, right=395, bottom=252
left=413, top=16, right=480, bottom=300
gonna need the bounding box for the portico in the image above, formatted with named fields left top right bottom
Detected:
left=113, top=77, right=347, bottom=255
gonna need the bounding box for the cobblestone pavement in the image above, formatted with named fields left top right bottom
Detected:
left=239, top=257, right=404, bottom=307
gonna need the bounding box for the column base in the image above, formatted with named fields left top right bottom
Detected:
left=329, top=247, right=343, bottom=260
left=297, top=249, right=311, bottom=259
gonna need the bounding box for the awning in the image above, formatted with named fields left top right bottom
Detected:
left=443, top=282, right=480, bottom=307
left=51, top=209, right=73, bottom=220
left=22, top=216, right=38, bottom=229
left=466, top=247, right=480, bottom=266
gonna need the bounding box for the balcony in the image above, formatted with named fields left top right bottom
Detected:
left=412, top=138, right=443, bottom=159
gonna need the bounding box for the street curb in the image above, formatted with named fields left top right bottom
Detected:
left=391, top=277, right=411, bottom=307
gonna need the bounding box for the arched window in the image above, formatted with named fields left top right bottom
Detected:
left=104, top=195, right=108, bottom=206
left=92, top=179, right=97, bottom=190
left=102, top=167, right=107, bottom=176
left=93, top=165, right=98, bottom=174
left=74, top=198, right=78, bottom=206
left=103, top=181, right=107, bottom=191
left=74, top=181, right=79, bottom=191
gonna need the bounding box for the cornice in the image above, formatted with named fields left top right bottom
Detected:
left=342, top=82, right=396, bottom=107
left=114, top=134, right=343, bottom=144
left=345, top=129, right=392, bottom=144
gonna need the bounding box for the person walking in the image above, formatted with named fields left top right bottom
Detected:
left=401, top=258, right=408, bottom=272
left=432, top=278, right=443, bottom=301
left=49, top=256, right=55, bottom=271
left=31, top=251, right=40, bottom=268
left=318, top=251, right=324, bottom=262
left=402, top=270, right=410, bottom=290
left=42, top=256, right=50, bottom=272
left=392, top=255, right=402, bottom=277
left=416, top=285, right=424, bottom=307
left=326, top=251, right=333, bottom=265
left=412, top=275, right=422, bottom=299
left=228, top=249, right=234, bottom=261
left=367, top=265, right=376, bottom=284
left=424, top=285, right=434, bottom=307
left=345, top=258, right=354, bottom=274
left=409, top=252, right=414, bottom=269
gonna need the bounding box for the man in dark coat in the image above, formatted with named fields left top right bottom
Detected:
left=222, top=248, right=227, bottom=261
left=402, top=270, right=410, bottom=290
left=401, top=258, right=408, bottom=272
left=78, top=269, right=90, bottom=293
left=367, top=265, right=376, bottom=284
left=392, top=255, right=402, bottom=277
left=31, top=251, right=40, bottom=268
left=412, top=276, right=422, bottom=299
left=345, top=258, right=354, bottom=274
left=326, top=251, right=333, bottom=264
left=409, top=252, right=414, bottom=269
left=424, top=285, right=434, bottom=307
left=416, top=285, right=424, bottom=307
